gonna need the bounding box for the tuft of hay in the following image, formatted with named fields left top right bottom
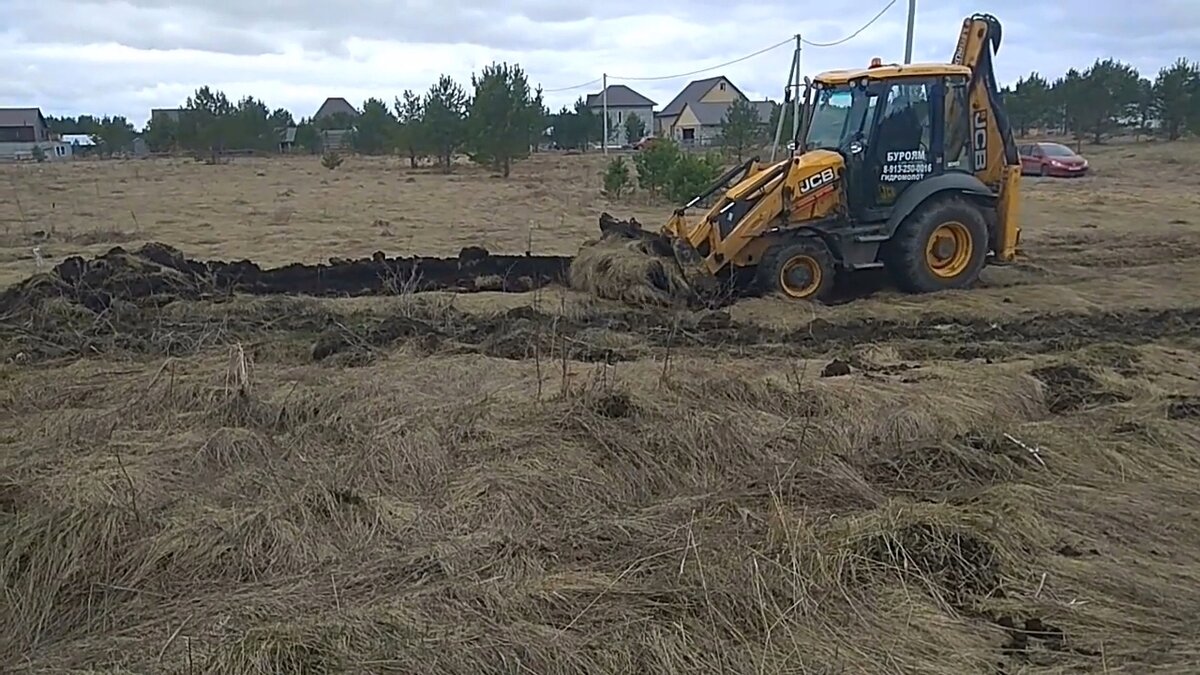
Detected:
left=568, top=234, right=696, bottom=307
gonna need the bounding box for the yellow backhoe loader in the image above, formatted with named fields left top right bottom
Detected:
left=601, top=13, right=1022, bottom=302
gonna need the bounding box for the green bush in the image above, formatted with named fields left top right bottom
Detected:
left=602, top=156, right=631, bottom=198
left=321, top=150, right=344, bottom=170
left=665, top=151, right=722, bottom=203
left=632, top=138, right=680, bottom=195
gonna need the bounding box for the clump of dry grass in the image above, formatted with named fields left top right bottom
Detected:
left=569, top=234, right=696, bottom=307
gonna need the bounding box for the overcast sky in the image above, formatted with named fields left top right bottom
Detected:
left=1, top=0, right=1196, bottom=126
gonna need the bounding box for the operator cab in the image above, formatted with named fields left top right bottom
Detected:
left=798, top=62, right=976, bottom=223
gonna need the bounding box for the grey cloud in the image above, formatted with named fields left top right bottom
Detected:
left=15, top=2, right=283, bottom=56
left=50, top=0, right=610, bottom=52
left=949, top=0, right=1199, bottom=78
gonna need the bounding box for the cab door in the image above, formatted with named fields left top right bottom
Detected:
left=868, top=79, right=938, bottom=213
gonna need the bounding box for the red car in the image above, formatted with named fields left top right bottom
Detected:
left=1018, top=142, right=1089, bottom=177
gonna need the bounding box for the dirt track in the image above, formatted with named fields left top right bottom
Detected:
left=4, top=235, right=1199, bottom=367
left=4, top=286, right=1200, bottom=367
left=3, top=143, right=1200, bottom=674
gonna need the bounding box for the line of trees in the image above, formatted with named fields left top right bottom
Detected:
left=308, top=65, right=550, bottom=176
left=146, top=87, right=297, bottom=155
left=50, top=63, right=561, bottom=177
left=166, top=64, right=547, bottom=177
left=549, top=99, right=603, bottom=150
left=1003, top=57, right=1200, bottom=143
left=43, top=54, right=1198, bottom=171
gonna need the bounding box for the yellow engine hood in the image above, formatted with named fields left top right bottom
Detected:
left=791, top=149, right=844, bottom=175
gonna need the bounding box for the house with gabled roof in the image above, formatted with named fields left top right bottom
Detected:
left=0, top=108, right=50, bottom=143
left=0, top=107, right=73, bottom=160
left=313, top=97, right=359, bottom=151
left=655, top=76, right=773, bottom=145
left=314, top=97, right=359, bottom=122
left=586, top=85, right=656, bottom=146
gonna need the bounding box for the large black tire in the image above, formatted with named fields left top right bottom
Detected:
left=757, top=238, right=836, bottom=302
left=884, top=195, right=989, bottom=293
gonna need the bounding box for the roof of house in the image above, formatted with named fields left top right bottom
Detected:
left=0, top=108, right=46, bottom=128
left=683, top=100, right=774, bottom=126
left=585, top=85, right=656, bottom=108
left=315, top=97, right=359, bottom=120
left=657, top=76, right=748, bottom=117
left=63, top=133, right=96, bottom=145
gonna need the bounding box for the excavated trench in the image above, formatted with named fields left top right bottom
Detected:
left=4, top=243, right=1199, bottom=366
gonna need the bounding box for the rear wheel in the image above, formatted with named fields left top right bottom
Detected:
left=757, top=238, right=836, bottom=302
left=884, top=195, right=989, bottom=293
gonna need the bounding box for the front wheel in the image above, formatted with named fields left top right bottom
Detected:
left=884, top=195, right=989, bottom=293
left=757, top=238, right=836, bottom=302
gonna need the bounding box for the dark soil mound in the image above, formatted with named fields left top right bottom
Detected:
left=0, top=243, right=572, bottom=316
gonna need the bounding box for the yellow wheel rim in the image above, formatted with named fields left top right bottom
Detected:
left=925, top=221, right=973, bottom=279
left=778, top=255, right=823, bottom=298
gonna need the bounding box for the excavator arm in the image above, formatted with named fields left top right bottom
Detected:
left=950, top=13, right=1022, bottom=261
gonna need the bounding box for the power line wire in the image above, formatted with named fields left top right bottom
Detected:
left=801, top=0, right=899, bottom=47
left=609, top=37, right=794, bottom=82
left=542, top=77, right=602, bottom=93
left=541, top=0, right=897, bottom=93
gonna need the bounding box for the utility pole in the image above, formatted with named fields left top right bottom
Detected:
left=904, top=0, right=916, bottom=64
left=791, top=33, right=802, bottom=144
left=602, top=73, right=608, bottom=156
left=770, top=35, right=802, bottom=162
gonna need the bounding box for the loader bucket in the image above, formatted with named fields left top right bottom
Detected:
left=669, top=234, right=721, bottom=300
left=589, top=212, right=722, bottom=306
left=597, top=212, right=674, bottom=257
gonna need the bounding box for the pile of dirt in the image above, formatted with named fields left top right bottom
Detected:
left=1, top=242, right=210, bottom=313
left=0, top=242, right=573, bottom=316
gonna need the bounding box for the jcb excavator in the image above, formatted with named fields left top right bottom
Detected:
left=602, top=13, right=1022, bottom=302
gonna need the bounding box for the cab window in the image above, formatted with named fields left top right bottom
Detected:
left=878, top=82, right=932, bottom=155
left=874, top=82, right=934, bottom=186
left=944, top=80, right=971, bottom=171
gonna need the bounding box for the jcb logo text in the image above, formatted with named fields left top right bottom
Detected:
left=800, top=167, right=836, bottom=194
left=973, top=111, right=988, bottom=171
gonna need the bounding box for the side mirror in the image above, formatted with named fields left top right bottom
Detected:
left=848, top=140, right=865, bottom=155
left=786, top=140, right=798, bottom=153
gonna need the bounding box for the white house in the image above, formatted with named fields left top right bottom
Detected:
left=586, top=85, right=656, bottom=146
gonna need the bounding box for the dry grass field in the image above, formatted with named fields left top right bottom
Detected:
left=0, top=152, right=662, bottom=287
left=3, top=140, right=1200, bottom=674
